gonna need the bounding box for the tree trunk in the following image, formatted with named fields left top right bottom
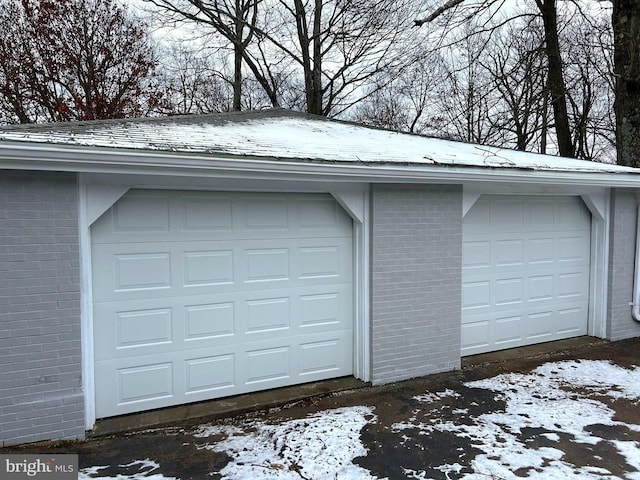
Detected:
left=310, top=0, right=323, bottom=115
left=232, top=0, right=243, bottom=111
left=613, top=0, right=640, bottom=167
left=233, top=44, right=242, bottom=111
left=538, top=0, right=574, bottom=158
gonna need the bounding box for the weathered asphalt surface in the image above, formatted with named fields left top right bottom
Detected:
left=4, top=337, right=640, bottom=479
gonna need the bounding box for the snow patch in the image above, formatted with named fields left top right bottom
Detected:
left=406, top=360, right=640, bottom=479
left=195, top=405, right=379, bottom=480
left=412, top=388, right=461, bottom=403
left=79, top=459, right=177, bottom=479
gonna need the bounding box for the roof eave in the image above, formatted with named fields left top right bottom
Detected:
left=1, top=141, right=639, bottom=188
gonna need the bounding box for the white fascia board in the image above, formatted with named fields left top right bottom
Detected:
left=2, top=141, right=640, bottom=188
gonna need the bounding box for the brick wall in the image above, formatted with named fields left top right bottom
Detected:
left=370, top=184, right=462, bottom=385
left=607, top=188, right=640, bottom=341
left=0, top=170, right=84, bottom=446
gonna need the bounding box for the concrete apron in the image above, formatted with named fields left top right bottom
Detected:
left=91, top=377, right=367, bottom=437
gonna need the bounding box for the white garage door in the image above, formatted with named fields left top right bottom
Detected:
left=462, top=195, right=591, bottom=356
left=91, top=190, right=353, bottom=418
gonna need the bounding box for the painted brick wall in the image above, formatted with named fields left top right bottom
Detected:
left=0, top=170, right=84, bottom=446
left=607, top=188, right=640, bottom=341
left=370, top=184, right=462, bottom=385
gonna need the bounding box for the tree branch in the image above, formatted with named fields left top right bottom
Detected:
left=414, top=0, right=465, bottom=26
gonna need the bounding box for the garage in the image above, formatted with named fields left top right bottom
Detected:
left=91, top=189, right=354, bottom=418
left=462, top=195, right=591, bottom=356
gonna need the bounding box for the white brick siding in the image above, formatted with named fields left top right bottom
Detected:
left=370, top=184, right=462, bottom=385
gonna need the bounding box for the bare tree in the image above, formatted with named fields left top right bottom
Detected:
left=142, top=0, right=275, bottom=110
left=537, top=0, right=573, bottom=157
left=144, top=0, right=417, bottom=116
left=563, top=16, right=616, bottom=161
left=350, top=51, right=447, bottom=134
left=0, top=0, right=167, bottom=123
left=271, top=0, right=414, bottom=115
left=416, top=0, right=640, bottom=165
left=350, top=81, right=412, bottom=132
left=415, top=0, right=574, bottom=157
left=479, top=21, right=549, bottom=152
left=612, top=0, right=640, bottom=167
left=436, top=28, right=502, bottom=145
left=161, top=44, right=234, bottom=114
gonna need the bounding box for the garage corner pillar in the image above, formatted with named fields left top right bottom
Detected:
left=370, top=184, right=463, bottom=385
left=607, top=188, right=640, bottom=340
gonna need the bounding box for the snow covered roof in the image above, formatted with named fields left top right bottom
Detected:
left=0, top=109, right=635, bottom=176
left=1, top=109, right=639, bottom=194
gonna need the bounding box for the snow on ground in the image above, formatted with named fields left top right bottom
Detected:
left=79, top=359, right=640, bottom=480
left=194, top=405, right=379, bottom=480
left=394, top=359, right=640, bottom=480
left=79, top=460, right=177, bottom=479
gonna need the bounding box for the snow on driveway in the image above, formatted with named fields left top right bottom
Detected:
left=79, top=460, right=178, bottom=479
left=194, top=405, right=378, bottom=480
left=79, top=359, right=640, bottom=480
left=394, top=359, right=640, bottom=479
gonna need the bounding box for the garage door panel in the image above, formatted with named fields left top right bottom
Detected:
left=463, top=270, right=588, bottom=311
left=184, top=354, right=236, bottom=395
left=462, top=195, right=590, bottom=355
left=556, top=306, right=587, bottom=334
left=179, top=195, right=233, bottom=232
left=245, top=248, right=289, bottom=283
left=558, top=236, right=590, bottom=263
left=92, top=190, right=353, bottom=418
left=184, top=302, right=235, bottom=341
left=463, top=238, right=589, bottom=269
left=299, top=336, right=352, bottom=377
left=495, top=315, right=523, bottom=346
left=113, top=252, right=172, bottom=293
left=94, top=284, right=352, bottom=360
left=558, top=271, right=589, bottom=298
left=529, top=238, right=555, bottom=263
left=92, top=192, right=353, bottom=243
left=95, top=327, right=352, bottom=416
left=492, top=201, right=523, bottom=227
left=461, top=318, right=491, bottom=350
left=525, top=311, right=553, bottom=339
left=527, top=200, right=555, bottom=227
left=462, top=280, right=492, bottom=310
left=111, top=192, right=172, bottom=235
left=114, top=308, right=173, bottom=349
left=244, top=345, right=291, bottom=385
left=94, top=294, right=353, bottom=366
left=496, top=240, right=525, bottom=266
left=117, top=362, right=174, bottom=405
left=529, top=275, right=554, bottom=301
left=463, top=241, right=492, bottom=269
left=93, top=238, right=352, bottom=302
left=184, top=250, right=234, bottom=286
left=93, top=303, right=177, bottom=361
left=94, top=357, right=176, bottom=413
left=495, top=278, right=524, bottom=305
left=243, top=296, right=291, bottom=334
left=300, top=291, right=346, bottom=328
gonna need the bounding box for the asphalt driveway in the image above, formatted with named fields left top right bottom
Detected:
left=4, top=337, right=640, bottom=479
